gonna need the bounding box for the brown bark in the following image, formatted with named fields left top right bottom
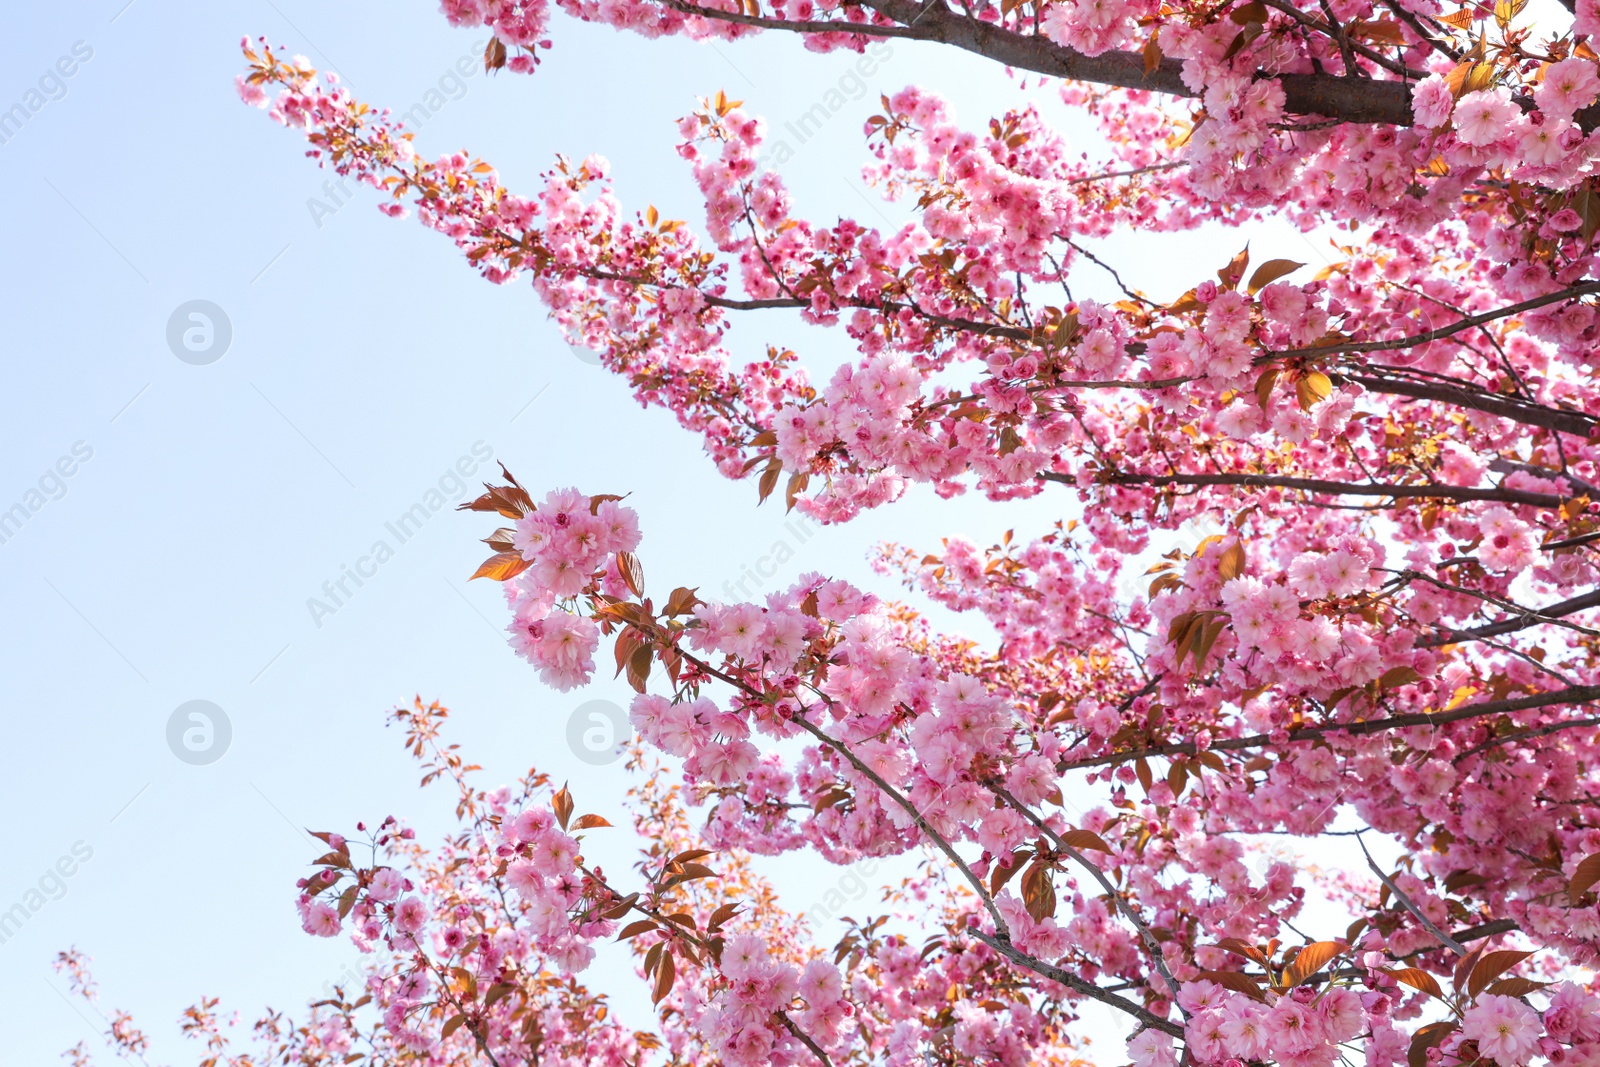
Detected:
left=1044, top=470, right=1566, bottom=508
left=673, top=0, right=1419, bottom=125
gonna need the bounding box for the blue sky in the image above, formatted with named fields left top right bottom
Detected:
left=0, top=2, right=1342, bottom=1061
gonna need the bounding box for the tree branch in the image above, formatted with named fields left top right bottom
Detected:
left=1453, top=715, right=1600, bottom=763
left=966, top=927, right=1185, bottom=1036
left=1346, top=372, right=1600, bottom=438
left=1419, top=587, right=1600, bottom=647
left=1055, top=683, right=1600, bottom=770
left=1358, top=835, right=1466, bottom=955
left=1043, top=469, right=1565, bottom=508
left=1279, top=282, right=1600, bottom=358
left=990, top=785, right=1184, bottom=1002
left=667, top=0, right=1417, bottom=125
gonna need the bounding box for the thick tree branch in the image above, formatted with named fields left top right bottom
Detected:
left=1279, top=282, right=1600, bottom=358
left=1056, top=684, right=1600, bottom=769
left=669, top=0, right=1417, bottom=125
left=1453, top=715, right=1600, bottom=763
left=857, top=0, right=1418, bottom=125
left=1345, top=372, right=1600, bottom=438
left=1398, top=570, right=1600, bottom=639
left=1043, top=469, right=1565, bottom=508
left=1420, top=587, right=1600, bottom=648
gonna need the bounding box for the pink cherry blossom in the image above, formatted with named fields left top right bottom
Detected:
left=1454, top=88, right=1519, bottom=146
left=1462, top=994, right=1543, bottom=1066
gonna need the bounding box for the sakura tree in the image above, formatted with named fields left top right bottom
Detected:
left=68, top=1, right=1600, bottom=1065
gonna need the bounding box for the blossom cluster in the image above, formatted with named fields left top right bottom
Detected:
left=218, top=3, right=1600, bottom=1065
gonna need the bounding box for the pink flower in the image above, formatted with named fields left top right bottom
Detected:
left=368, top=868, right=405, bottom=903
left=301, top=902, right=340, bottom=937
left=1265, top=999, right=1322, bottom=1052
left=1453, top=89, right=1518, bottom=146
left=1536, top=58, right=1600, bottom=119
left=1462, top=994, right=1542, bottom=1065
left=1582, top=0, right=1600, bottom=37
left=235, top=74, right=270, bottom=108
left=1319, top=987, right=1366, bottom=1041
left=1520, top=121, right=1571, bottom=167
left=1128, top=1029, right=1177, bottom=1067
left=1220, top=1001, right=1268, bottom=1059
left=1544, top=981, right=1600, bottom=1042
left=509, top=611, right=598, bottom=691
left=393, top=896, right=428, bottom=933
left=1478, top=507, right=1537, bottom=574
left=1551, top=208, right=1585, bottom=233
left=1411, top=75, right=1454, bottom=127
left=530, top=830, right=579, bottom=876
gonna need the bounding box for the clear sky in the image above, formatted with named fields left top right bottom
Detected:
left=0, top=2, right=1344, bottom=1062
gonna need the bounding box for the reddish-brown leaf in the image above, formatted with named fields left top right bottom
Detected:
left=664, top=586, right=702, bottom=617
left=1255, top=367, right=1279, bottom=409
left=1409, top=1022, right=1456, bottom=1067
left=1569, top=853, right=1600, bottom=900
left=617, top=920, right=658, bottom=941
left=757, top=462, right=782, bottom=505
left=1486, top=977, right=1549, bottom=996
left=336, top=883, right=359, bottom=919
left=1212, top=938, right=1268, bottom=965
left=1060, top=829, right=1112, bottom=853
left=675, top=862, right=717, bottom=881
left=626, top=643, right=652, bottom=694
left=1217, top=540, right=1246, bottom=580
left=1246, top=258, right=1304, bottom=295
left=1387, top=967, right=1444, bottom=999
left=1217, top=246, right=1250, bottom=289
left=1283, top=941, right=1344, bottom=987
left=601, top=892, right=639, bottom=920
left=1020, top=859, right=1056, bottom=922
left=652, top=949, right=676, bottom=1004
left=617, top=551, right=645, bottom=597
left=785, top=472, right=809, bottom=512
left=551, top=784, right=574, bottom=831
left=483, top=37, right=507, bottom=72
left=1468, top=950, right=1532, bottom=999
left=991, top=849, right=1033, bottom=893
left=1142, top=31, right=1162, bottom=75
left=470, top=552, right=531, bottom=582
left=1295, top=371, right=1332, bottom=411
left=1193, top=970, right=1266, bottom=1000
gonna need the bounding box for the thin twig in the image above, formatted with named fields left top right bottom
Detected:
left=1357, top=835, right=1467, bottom=955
